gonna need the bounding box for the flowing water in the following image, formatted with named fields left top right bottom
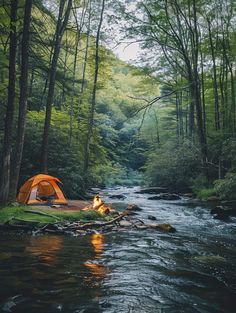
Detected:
left=0, top=187, right=236, bottom=313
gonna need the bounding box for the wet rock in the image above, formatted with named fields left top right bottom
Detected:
left=119, top=220, right=133, bottom=227
left=148, top=193, right=181, bottom=200
left=135, top=187, right=168, bottom=194
left=211, top=206, right=236, bottom=220
left=126, top=204, right=142, bottom=211
left=109, top=194, right=126, bottom=200
left=149, top=223, right=176, bottom=233
left=182, top=193, right=194, bottom=198
left=207, top=196, right=220, bottom=202
left=148, top=215, right=157, bottom=221
left=123, top=210, right=138, bottom=216
left=135, top=225, right=148, bottom=230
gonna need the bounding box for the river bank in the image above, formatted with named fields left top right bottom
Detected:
left=0, top=198, right=176, bottom=236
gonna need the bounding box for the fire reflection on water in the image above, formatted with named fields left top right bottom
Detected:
left=84, top=233, right=109, bottom=279
left=91, top=233, right=104, bottom=255
left=25, top=233, right=108, bottom=281
left=25, top=236, right=63, bottom=265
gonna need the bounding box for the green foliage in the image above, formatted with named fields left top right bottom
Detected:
left=144, top=141, right=201, bottom=192
left=196, top=188, right=217, bottom=200
left=92, top=163, right=142, bottom=187
left=214, top=173, right=236, bottom=200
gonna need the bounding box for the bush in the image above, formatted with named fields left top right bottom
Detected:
left=196, top=188, right=217, bottom=199
left=214, top=172, right=236, bottom=200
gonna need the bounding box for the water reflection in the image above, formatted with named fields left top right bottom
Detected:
left=84, top=233, right=108, bottom=280
left=25, top=236, right=63, bottom=265
left=91, top=233, right=104, bottom=255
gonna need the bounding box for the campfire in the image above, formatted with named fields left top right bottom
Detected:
left=92, top=195, right=111, bottom=215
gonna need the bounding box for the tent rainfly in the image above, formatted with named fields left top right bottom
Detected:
left=17, top=174, right=67, bottom=205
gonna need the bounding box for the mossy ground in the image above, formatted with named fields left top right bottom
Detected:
left=0, top=205, right=107, bottom=225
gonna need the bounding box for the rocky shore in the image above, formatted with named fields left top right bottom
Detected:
left=0, top=203, right=176, bottom=236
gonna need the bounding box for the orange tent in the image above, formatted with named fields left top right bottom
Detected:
left=17, top=174, right=67, bottom=205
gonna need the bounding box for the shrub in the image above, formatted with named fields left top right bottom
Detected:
left=196, top=188, right=217, bottom=199
left=214, top=172, right=236, bottom=200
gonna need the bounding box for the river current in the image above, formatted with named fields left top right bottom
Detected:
left=0, top=186, right=236, bottom=313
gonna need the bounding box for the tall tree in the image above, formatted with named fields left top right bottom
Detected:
left=0, top=0, right=18, bottom=205
left=9, top=0, right=33, bottom=202
left=84, top=0, right=105, bottom=172
left=40, top=0, right=72, bottom=173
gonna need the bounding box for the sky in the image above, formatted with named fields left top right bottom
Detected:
left=113, top=41, right=141, bottom=63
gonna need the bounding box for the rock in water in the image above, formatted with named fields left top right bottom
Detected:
left=148, top=193, right=181, bottom=200
left=148, top=215, right=157, bottom=221
left=207, top=196, right=220, bottom=202
left=135, top=187, right=168, bottom=194
left=109, top=194, right=126, bottom=200
left=119, top=221, right=132, bottom=227
left=149, top=223, right=176, bottom=233
left=211, top=206, right=236, bottom=220
left=126, top=204, right=142, bottom=211
left=136, top=225, right=148, bottom=230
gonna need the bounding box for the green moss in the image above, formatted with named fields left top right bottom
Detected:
left=0, top=205, right=106, bottom=225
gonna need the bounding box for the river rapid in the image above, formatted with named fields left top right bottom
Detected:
left=0, top=186, right=236, bottom=313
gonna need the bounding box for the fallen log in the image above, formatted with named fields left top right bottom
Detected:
left=63, top=213, right=126, bottom=231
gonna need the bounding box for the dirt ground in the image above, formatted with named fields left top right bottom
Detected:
left=32, top=200, right=93, bottom=212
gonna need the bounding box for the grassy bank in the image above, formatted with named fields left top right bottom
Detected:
left=0, top=206, right=106, bottom=225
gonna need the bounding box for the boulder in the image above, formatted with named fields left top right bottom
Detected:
left=207, top=196, right=220, bottom=202
left=149, top=223, right=176, bottom=233
left=126, top=204, right=142, bottom=211
left=109, top=194, right=126, bottom=200
left=182, top=193, right=194, bottom=198
left=135, top=187, right=168, bottom=194
left=123, top=210, right=138, bottom=216
left=211, top=206, right=236, bottom=220
left=135, top=225, right=148, bottom=230
left=148, top=193, right=181, bottom=200
left=119, top=220, right=133, bottom=227
left=148, top=215, right=157, bottom=221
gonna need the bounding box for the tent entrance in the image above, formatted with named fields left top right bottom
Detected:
left=28, top=181, right=58, bottom=203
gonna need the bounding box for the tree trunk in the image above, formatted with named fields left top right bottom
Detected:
left=69, top=0, right=87, bottom=143
left=78, top=0, right=91, bottom=125
left=192, top=0, right=208, bottom=177
left=229, top=65, right=236, bottom=134
left=84, top=0, right=105, bottom=172
left=28, top=68, right=34, bottom=111
left=0, top=0, right=18, bottom=206
left=40, top=0, right=72, bottom=173
left=207, top=18, right=220, bottom=131
left=9, top=0, right=33, bottom=202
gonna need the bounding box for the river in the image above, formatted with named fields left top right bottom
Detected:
left=0, top=186, right=236, bottom=313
